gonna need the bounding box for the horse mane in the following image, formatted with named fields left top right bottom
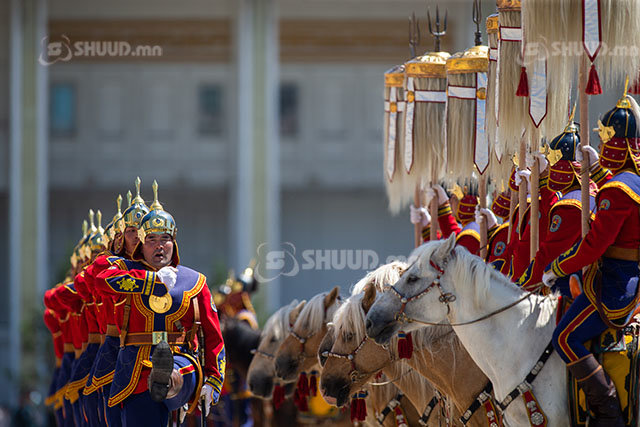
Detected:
left=350, top=261, right=408, bottom=296
left=261, top=299, right=300, bottom=344
left=332, top=292, right=368, bottom=343
left=293, top=291, right=341, bottom=335
left=410, top=241, right=558, bottom=326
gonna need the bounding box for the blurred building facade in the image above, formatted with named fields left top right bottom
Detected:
left=0, top=0, right=484, bottom=409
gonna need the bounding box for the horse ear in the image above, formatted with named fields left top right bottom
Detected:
left=434, top=233, right=456, bottom=261
left=289, top=300, right=306, bottom=325
left=324, top=286, right=340, bottom=308
left=361, top=283, right=377, bottom=314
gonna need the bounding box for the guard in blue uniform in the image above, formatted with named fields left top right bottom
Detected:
left=543, top=89, right=640, bottom=426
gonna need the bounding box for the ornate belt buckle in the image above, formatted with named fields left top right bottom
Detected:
left=152, top=331, right=168, bottom=345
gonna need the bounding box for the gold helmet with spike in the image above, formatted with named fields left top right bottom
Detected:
left=118, top=177, right=150, bottom=233
left=88, top=210, right=107, bottom=255
left=103, top=194, right=123, bottom=247
left=136, top=180, right=179, bottom=265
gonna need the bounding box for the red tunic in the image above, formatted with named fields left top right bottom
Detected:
left=95, top=259, right=225, bottom=403
left=549, top=173, right=640, bottom=277
left=517, top=189, right=595, bottom=291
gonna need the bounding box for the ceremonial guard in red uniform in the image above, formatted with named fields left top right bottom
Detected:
left=49, top=222, right=93, bottom=426
left=66, top=210, right=108, bottom=426
left=95, top=182, right=225, bottom=426
left=427, top=185, right=481, bottom=254
left=517, top=116, right=610, bottom=293
left=85, top=185, right=149, bottom=427
left=544, top=90, right=640, bottom=426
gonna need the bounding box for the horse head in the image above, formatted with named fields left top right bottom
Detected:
left=275, top=286, right=341, bottom=381
left=247, top=299, right=304, bottom=398
left=320, top=283, right=393, bottom=407
left=366, top=234, right=457, bottom=344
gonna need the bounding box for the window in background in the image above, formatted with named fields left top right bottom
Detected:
left=198, top=84, right=224, bottom=137
left=280, top=82, right=299, bottom=138
left=50, top=83, right=77, bottom=138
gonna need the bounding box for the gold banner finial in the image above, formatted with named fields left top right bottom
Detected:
left=96, top=210, right=103, bottom=230
left=82, top=220, right=88, bottom=236
left=116, top=194, right=123, bottom=215
left=150, top=180, right=164, bottom=211
left=126, top=191, right=132, bottom=207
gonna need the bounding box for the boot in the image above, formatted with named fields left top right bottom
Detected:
left=568, top=354, right=625, bottom=427
left=148, top=340, right=174, bottom=402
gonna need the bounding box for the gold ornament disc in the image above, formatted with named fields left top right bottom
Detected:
left=149, top=293, right=172, bottom=313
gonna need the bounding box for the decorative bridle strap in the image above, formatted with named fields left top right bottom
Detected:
left=459, top=382, right=493, bottom=425
left=417, top=390, right=443, bottom=426
left=324, top=335, right=368, bottom=370
left=250, top=348, right=275, bottom=361
left=397, top=283, right=545, bottom=327
left=376, top=391, right=404, bottom=425
left=497, top=341, right=554, bottom=412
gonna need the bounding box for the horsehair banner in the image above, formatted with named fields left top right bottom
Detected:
left=403, top=51, right=449, bottom=182
left=384, top=65, right=408, bottom=214
left=445, top=45, right=489, bottom=181
left=522, top=0, right=640, bottom=93
left=384, top=78, right=405, bottom=181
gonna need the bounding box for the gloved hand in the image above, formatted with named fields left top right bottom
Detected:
left=475, top=207, right=498, bottom=229
left=515, top=169, right=531, bottom=192
left=575, top=145, right=599, bottom=168
left=200, top=383, right=220, bottom=416
left=525, top=152, right=548, bottom=174
left=534, top=152, right=549, bottom=174
left=542, top=270, right=558, bottom=288
left=410, top=205, right=431, bottom=227
left=425, top=185, right=449, bottom=206
left=157, top=266, right=178, bottom=291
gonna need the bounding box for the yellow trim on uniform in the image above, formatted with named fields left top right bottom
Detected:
left=600, top=180, right=640, bottom=206
left=108, top=345, right=151, bottom=407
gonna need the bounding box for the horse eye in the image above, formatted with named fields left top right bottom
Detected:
left=406, top=274, right=418, bottom=284
left=344, top=332, right=354, bottom=342
left=270, top=336, right=278, bottom=343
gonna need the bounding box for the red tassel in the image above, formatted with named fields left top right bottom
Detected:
left=309, top=372, right=317, bottom=397
left=350, top=397, right=358, bottom=422
left=294, top=388, right=309, bottom=412
left=516, top=66, right=529, bottom=97
left=630, top=72, right=640, bottom=95
left=272, top=384, right=285, bottom=410
left=296, top=372, right=309, bottom=397
left=397, top=332, right=413, bottom=359
left=350, top=392, right=368, bottom=422
left=585, top=64, right=602, bottom=95
left=357, top=391, right=368, bottom=421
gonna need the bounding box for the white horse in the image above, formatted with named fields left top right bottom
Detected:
left=365, top=234, right=568, bottom=426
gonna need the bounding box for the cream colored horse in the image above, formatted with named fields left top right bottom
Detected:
left=366, top=235, right=567, bottom=426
